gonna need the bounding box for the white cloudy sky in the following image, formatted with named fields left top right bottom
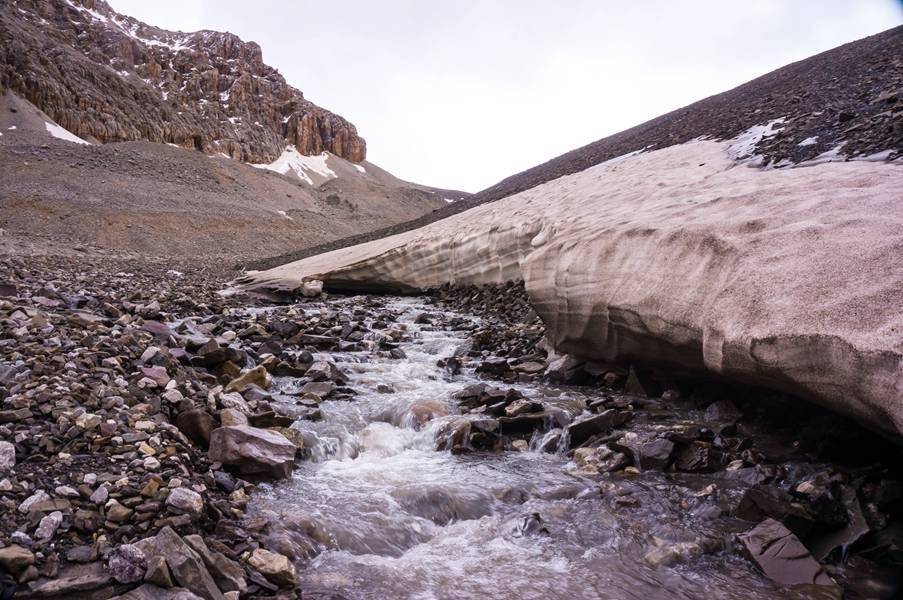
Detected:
left=108, top=0, right=901, bottom=192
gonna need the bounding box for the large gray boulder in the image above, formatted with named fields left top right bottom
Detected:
left=208, top=425, right=296, bottom=480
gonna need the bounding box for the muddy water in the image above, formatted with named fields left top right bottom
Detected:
left=249, top=297, right=808, bottom=600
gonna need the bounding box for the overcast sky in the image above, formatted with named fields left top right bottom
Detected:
left=107, top=1, right=901, bottom=192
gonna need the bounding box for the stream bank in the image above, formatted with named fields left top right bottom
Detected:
left=0, top=258, right=900, bottom=599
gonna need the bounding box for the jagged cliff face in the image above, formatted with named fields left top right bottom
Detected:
left=0, top=0, right=366, bottom=163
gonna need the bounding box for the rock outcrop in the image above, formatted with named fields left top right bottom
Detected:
left=0, top=0, right=365, bottom=163
left=240, top=139, right=903, bottom=438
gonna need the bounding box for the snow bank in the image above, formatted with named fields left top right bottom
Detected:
left=241, top=140, right=903, bottom=437
left=45, top=121, right=89, bottom=145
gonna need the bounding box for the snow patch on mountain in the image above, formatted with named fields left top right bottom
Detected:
left=251, top=146, right=337, bottom=185
left=45, top=122, right=89, bottom=145
left=728, top=118, right=785, bottom=164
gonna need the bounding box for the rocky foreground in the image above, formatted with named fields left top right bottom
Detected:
left=0, top=256, right=901, bottom=598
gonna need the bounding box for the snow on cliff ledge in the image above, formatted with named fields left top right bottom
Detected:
left=240, top=139, right=903, bottom=438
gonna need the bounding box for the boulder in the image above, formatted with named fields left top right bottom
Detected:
left=174, top=409, right=215, bottom=448
left=24, top=562, right=114, bottom=597
left=208, top=426, right=296, bottom=480
left=736, top=485, right=815, bottom=537
left=133, top=526, right=223, bottom=600
left=247, top=548, right=296, bottom=587
left=224, top=366, right=271, bottom=393
left=107, top=544, right=148, bottom=584
left=566, top=410, right=630, bottom=448
left=0, top=544, right=34, bottom=574
left=144, top=555, right=174, bottom=588
left=165, top=488, right=204, bottom=517
left=739, top=518, right=834, bottom=587
left=183, top=535, right=247, bottom=594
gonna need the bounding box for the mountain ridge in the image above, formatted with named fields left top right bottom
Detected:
left=0, top=0, right=367, bottom=164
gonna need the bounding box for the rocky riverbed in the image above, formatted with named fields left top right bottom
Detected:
left=0, top=257, right=901, bottom=599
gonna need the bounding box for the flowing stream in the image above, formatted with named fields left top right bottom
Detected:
left=249, top=297, right=811, bottom=600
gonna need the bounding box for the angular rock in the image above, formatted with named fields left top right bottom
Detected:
left=174, top=409, right=215, bottom=448
left=107, top=544, right=148, bottom=584
left=247, top=548, right=296, bottom=587
left=183, top=535, right=247, bottom=594
left=224, top=366, right=271, bottom=393
left=165, top=488, right=204, bottom=517
left=736, top=485, right=815, bottom=537
left=739, top=518, right=834, bottom=587
left=134, top=527, right=223, bottom=600
left=144, top=555, right=174, bottom=588
left=566, top=410, right=630, bottom=448
left=35, top=510, right=63, bottom=541
left=208, top=426, right=296, bottom=480
left=0, top=544, right=34, bottom=574
left=0, top=440, right=15, bottom=471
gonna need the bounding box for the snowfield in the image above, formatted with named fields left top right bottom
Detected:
left=241, top=138, right=903, bottom=438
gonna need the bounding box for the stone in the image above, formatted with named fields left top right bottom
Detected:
left=219, top=408, right=249, bottom=427
left=0, top=544, right=34, bottom=574
left=183, top=535, right=247, bottom=594
left=248, top=548, right=296, bottom=587
left=208, top=426, right=296, bottom=480
left=299, top=381, right=335, bottom=399
left=0, top=440, right=15, bottom=470
left=174, top=409, right=215, bottom=448
left=704, top=400, right=743, bottom=423
left=636, top=438, right=674, bottom=470
left=107, top=544, right=148, bottom=584
left=25, top=562, right=113, bottom=597
left=19, top=490, right=50, bottom=513
left=141, top=366, right=171, bottom=387
left=736, top=485, right=815, bottom=537
left=134, top=526, right=223, bottom=600
left=739, top=518, right=834, bottom=587
left=566, top=410, right=630, bottom=448
left=165, top=488, right=204, bottom=517
left=673, top=441, right=723, bottom=472
left=113, top=584, right=204, bottom=599
left=90, top=485, right=110, bottom=504
left=224, top=366, right=270, bottom=393
left=106, top=500, right=134, bottom=523
left=144, top=555, right=174, bottom=588
left=35, top=510, right=63, bottom=541
left=75, top=412, right=101, bottom=430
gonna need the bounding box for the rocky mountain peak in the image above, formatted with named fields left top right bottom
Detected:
left=0, top=0, right=366, bottom=163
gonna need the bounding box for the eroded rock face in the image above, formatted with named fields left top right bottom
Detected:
left=241, top=140, right=903, bottom=438
left=0, top=0, right=366, bottom=163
